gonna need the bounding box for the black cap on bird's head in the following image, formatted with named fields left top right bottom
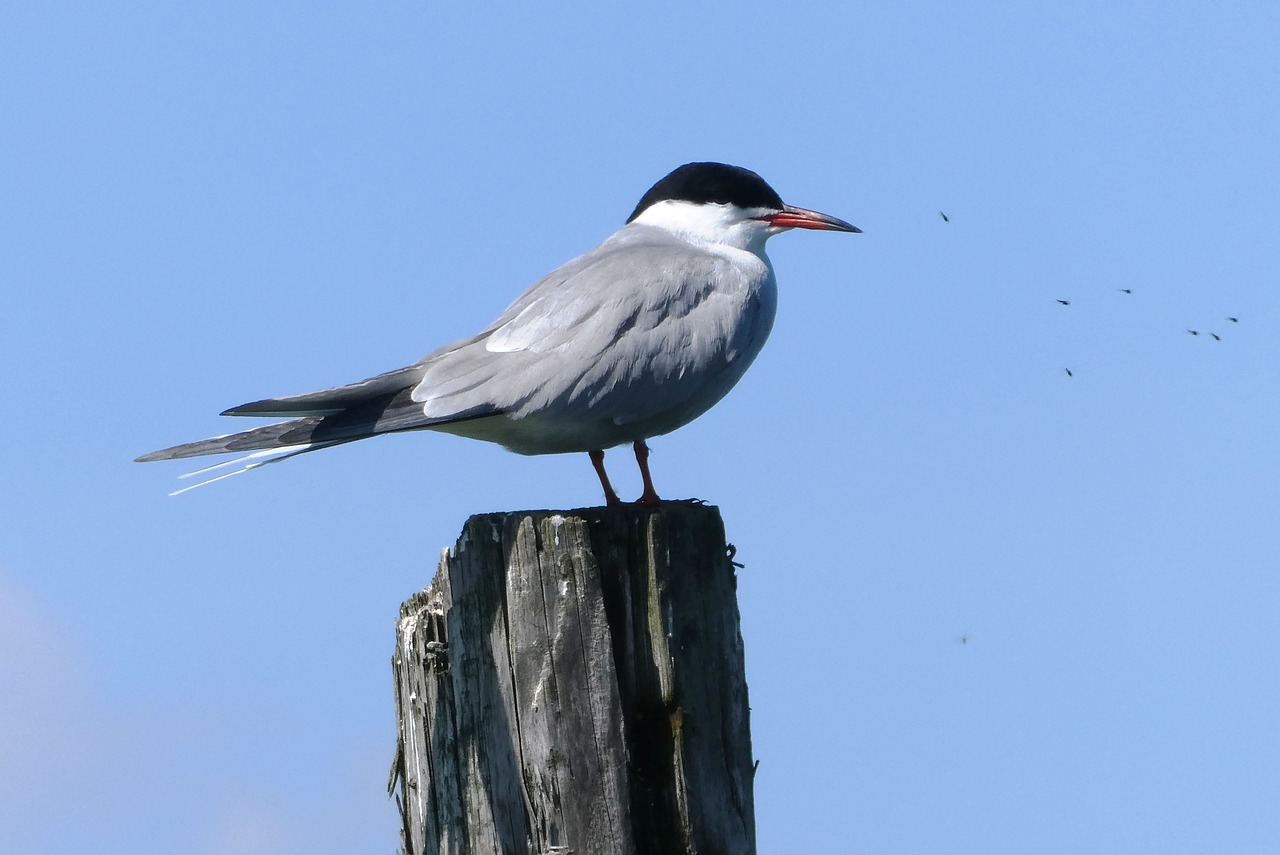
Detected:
left=628, top=161, right=861, bottom=233
left=628, top=163, right=784, bottom=222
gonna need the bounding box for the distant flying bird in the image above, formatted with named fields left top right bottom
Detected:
left=1118, top=288, right=1132, bottom=294
left=1211, top=333, right=1221, bottom=341
left=938, top=211, right=949, bottom=223
left=1226, top=316, right=1239, bottom=323
left=1187, top=329, right=1200, bottom=336
left=1056, top=299, right=1071, bottom=306
left=136, top=162, right=860, bottom=503
left=1064, top=368, right=1073, bottom=377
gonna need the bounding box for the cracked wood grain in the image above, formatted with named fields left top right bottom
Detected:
left=391, top=505, right=755, bottom=855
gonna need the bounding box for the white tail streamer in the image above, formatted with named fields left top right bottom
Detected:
left=169, top=444, right=323, bottom=496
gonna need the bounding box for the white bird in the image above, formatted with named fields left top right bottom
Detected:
left=137, top=162, right=860, bottom=503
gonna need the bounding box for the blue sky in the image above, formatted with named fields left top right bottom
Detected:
left=4, top=3, right=1279, bottom=853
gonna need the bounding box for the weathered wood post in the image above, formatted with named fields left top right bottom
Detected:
left=390, top=504, right=755, bottom=855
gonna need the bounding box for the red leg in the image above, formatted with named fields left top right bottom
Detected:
left=589, top=449, right=622, bottom=506
left=632, top=441, right=706, bottom=506
left=633, top=440, right=663, bottom=505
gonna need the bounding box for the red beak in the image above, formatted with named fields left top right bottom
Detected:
left=755, top=205, right=861, bottom=232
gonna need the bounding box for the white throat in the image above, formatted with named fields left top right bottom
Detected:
left=630, top=199, right=779, bottom=253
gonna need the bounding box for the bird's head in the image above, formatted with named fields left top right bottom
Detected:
left=626, top=162, right=860, bottom=251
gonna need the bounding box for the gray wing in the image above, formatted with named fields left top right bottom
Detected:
left=135, top=385, right=499, bottom=462
left=138, top=354, right=496, bottom=463
left=411, top=224, right=774, bottom=428
left=219, top=363, right=428, bottom=417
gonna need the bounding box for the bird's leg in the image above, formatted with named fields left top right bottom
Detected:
left=588, top=449, right=623, bottom=507
left=632, top=441, right=707, bottom=506
left=633, top=440, right=663, bottom=505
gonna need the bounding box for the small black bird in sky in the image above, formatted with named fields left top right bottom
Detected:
left=1211, top=333, right=1221, bottom=341
left=1064, top=368, right=1073, bottom=377
left=939, top=211, right=949, bottom=222
left=1056, top=299, right=1070, bottom=306
left=1118, top=288, right=1133, bottom=294
left=1226, top=316, right=1239, bottom=323
left=1187, top=329, right=1200, bottom=336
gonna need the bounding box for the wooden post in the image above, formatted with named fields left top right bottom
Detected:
left=389, top=505, right=755, bottom=855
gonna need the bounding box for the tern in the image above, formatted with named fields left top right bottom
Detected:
left=137, top=162, right=860, bottom=503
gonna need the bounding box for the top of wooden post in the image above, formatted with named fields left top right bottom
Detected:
left=391, top=502, right=756, bottom=855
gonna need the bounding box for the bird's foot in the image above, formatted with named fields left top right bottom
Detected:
left=623, top=440, right=705, bottom=506
left=632, top=493, right=707, bottom=507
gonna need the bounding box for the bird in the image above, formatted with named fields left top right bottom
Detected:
left=137, top=162, right=861, bottom=503
left=1211, top=333, right=1221, bottom=341
left=1118, top=288, right=1132, bottom=294
left=938, top=211, right=949, bottom=223
left=1056, top=299, right=1070, bottom=306
left=1226, top=316, right=1239, bottom=323
left=1064, top=368, right=1073, bottom=377
left=1187, top=329, right=1200, bottom=336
